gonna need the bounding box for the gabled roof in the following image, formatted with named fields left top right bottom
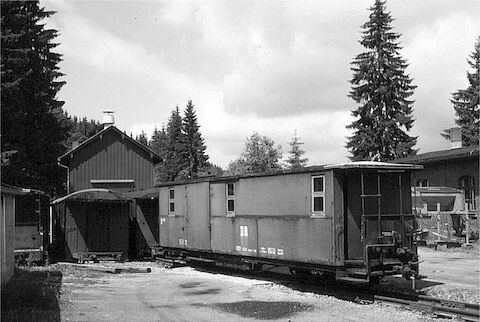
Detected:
left=58, top=125, right=161, bottom=165
left=395, top=145, right=479, bottom=164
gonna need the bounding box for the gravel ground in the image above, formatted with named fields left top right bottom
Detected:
left=379, top=244, right=480, bottom=304
left=52, top=262, right=446, bottom=321
left=4, top=245, right=477, bottom=321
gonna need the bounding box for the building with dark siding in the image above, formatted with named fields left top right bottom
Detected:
left=58, top=124, right=161, bottom=194
left=396, top=144, right=479, bottom=212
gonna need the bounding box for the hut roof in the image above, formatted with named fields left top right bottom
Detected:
left=51, top=188, right=132, bottom=204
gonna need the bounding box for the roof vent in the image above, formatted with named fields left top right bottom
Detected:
left=448, top=127, right=462, bottom=149
left=102, top=110, right=115, bottom=128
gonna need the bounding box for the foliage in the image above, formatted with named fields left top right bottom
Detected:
left=227, top=133, right=282, bottom=175
left=1, top=1, right=69, bottom=196
left=65, top=114, right=102, bottom=149
left=150, top=125, right=168, bottom=160
left=1, top=267, right=62, bottom=321
left=346, top=0, right=417, bottom=161
left=156, top=106, right=189, bottom=182
left=443, top=37, right=480, bottom=146
left=135, top=131, right=149, bottom=146
left=286, top=130, right=308, bottom=169
left=183, top=100, right=209, bottom=178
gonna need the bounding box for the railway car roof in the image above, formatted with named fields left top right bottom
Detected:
left=154, top=161, right=422, bottom=187
left=51, top=188, right=132, bottom=204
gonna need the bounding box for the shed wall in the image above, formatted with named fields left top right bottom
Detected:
left=1, top=194, right=15, bottom=286
left=68, top=130, right=155, bottom=193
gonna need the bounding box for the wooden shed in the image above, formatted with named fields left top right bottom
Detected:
left=57, top=125, right=161, bottom=194
left=51, top=189, right=132, bottom=263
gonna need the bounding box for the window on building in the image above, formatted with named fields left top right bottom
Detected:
left=169, top=189, right=175, bottom=214
left=459, top=176, right=476, bottom=210
left=312, top=175, right=325, bottom=214
left=226, top=183, right=235, bottom=216
left=416, top=179, right=429, bottom=187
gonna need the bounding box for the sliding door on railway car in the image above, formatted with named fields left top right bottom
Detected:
left=343, top=170, right=413, bottom=260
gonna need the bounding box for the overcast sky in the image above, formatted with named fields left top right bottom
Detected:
left=42, top=0, right=479, bottom=168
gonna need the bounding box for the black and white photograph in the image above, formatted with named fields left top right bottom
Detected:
left=1, top=0, right=479, bottom=321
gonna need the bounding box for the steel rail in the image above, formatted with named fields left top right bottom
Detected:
left=374, top=294, right=479, bottom=321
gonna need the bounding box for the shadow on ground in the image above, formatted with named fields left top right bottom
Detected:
left=190, top=262, right=444, bottom=304
left=1, top=267, right=62, bottom=322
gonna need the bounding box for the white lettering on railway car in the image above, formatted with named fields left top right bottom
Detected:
left=277, top=249, right=284, bottom=256
left=178, top=238, right=184, bottom=245
left=248, top=249, right=253, bottom=252
left=260, top=247, right=267, bottom=254
left=241, top=247, right=247, bottom=252
left=267, top=247, right=276, bottom=255
left=236, top=245, right=241, bottom=251
left=160, top=218, right=166, bottom=225
left=184, top=239, right=188, bottom=246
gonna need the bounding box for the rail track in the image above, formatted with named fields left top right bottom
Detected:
left=374, top=294, right=479, bottom=321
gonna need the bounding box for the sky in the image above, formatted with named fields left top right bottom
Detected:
left=41, top=0, right=480, bottom=168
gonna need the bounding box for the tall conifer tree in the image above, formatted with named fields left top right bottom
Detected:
left=1, top=1, right=69, bottom=195
left=446, top=37, right=479, bottom=146
left=183, top=100, right=209, bottom=178
left=150, top=125, right=168, bottom=160
left=346, top=0, right=416, bottom=161
left=161, top=106, right=188, bottom=182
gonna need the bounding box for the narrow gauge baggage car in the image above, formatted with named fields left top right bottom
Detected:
left=154, top=161, right=422, bottom=283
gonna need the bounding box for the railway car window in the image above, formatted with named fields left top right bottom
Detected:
left=416, top=179, right=429, bottom=187
left=312, top=175, right=325, bottom=214
left=226, top=183, right=235, bottom=216
left=169, top=189, right=175, bottom=214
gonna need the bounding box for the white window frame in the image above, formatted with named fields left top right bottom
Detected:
left=226, top=182, right=235, bottom=217
left=311, top=175, right=325, bottom=216
left=168, top=188, right=175, bottom=216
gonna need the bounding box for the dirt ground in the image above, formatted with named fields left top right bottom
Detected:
left=379, top=245, right=480, bottom=304
left=55, top=245, right=479, bottom=322
left=4, top=245, right=478, bottom=321
left=57, top=263, right=425, bottom=322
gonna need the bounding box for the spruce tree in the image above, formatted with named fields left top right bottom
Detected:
left=150, top=125, right=168, bottom=160
left=161, top=106, right=188, bottom=182
left=183, top=100, right=209, bottom=178
left=447, top=37, right=479, bottom=146
left=286, top=130, right=308, bottom=169
left=135, top=131, right=149, bottom=146
left=346, top=0, right=417, bottom=161
left=1, top=1, right=69, bottom=195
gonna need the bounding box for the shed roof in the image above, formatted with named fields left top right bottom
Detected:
left=126, top=187, right=159, bottom=200
left=51, top=188, right=132, bottom=204
left=58, top=125, right=162, bottom=165
left=395, top=145, right=479, bottom=164
left=1, top=184, right=50, bottom=197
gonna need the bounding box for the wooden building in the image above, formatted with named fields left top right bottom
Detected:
left=58, top=124, right=161, bottom=194
left=396, top=144, right=479, bottom=213
left=55, top=114, right=162, bottom=260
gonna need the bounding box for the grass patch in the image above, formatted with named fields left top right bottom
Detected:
left=1, top=266, right=62, bottom=322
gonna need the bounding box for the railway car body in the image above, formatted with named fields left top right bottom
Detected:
left=14, top=189, right=50, bottom=265
left=154, top=161, right=422, bottom=282
left=50, top=189, right=131, bottom=263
